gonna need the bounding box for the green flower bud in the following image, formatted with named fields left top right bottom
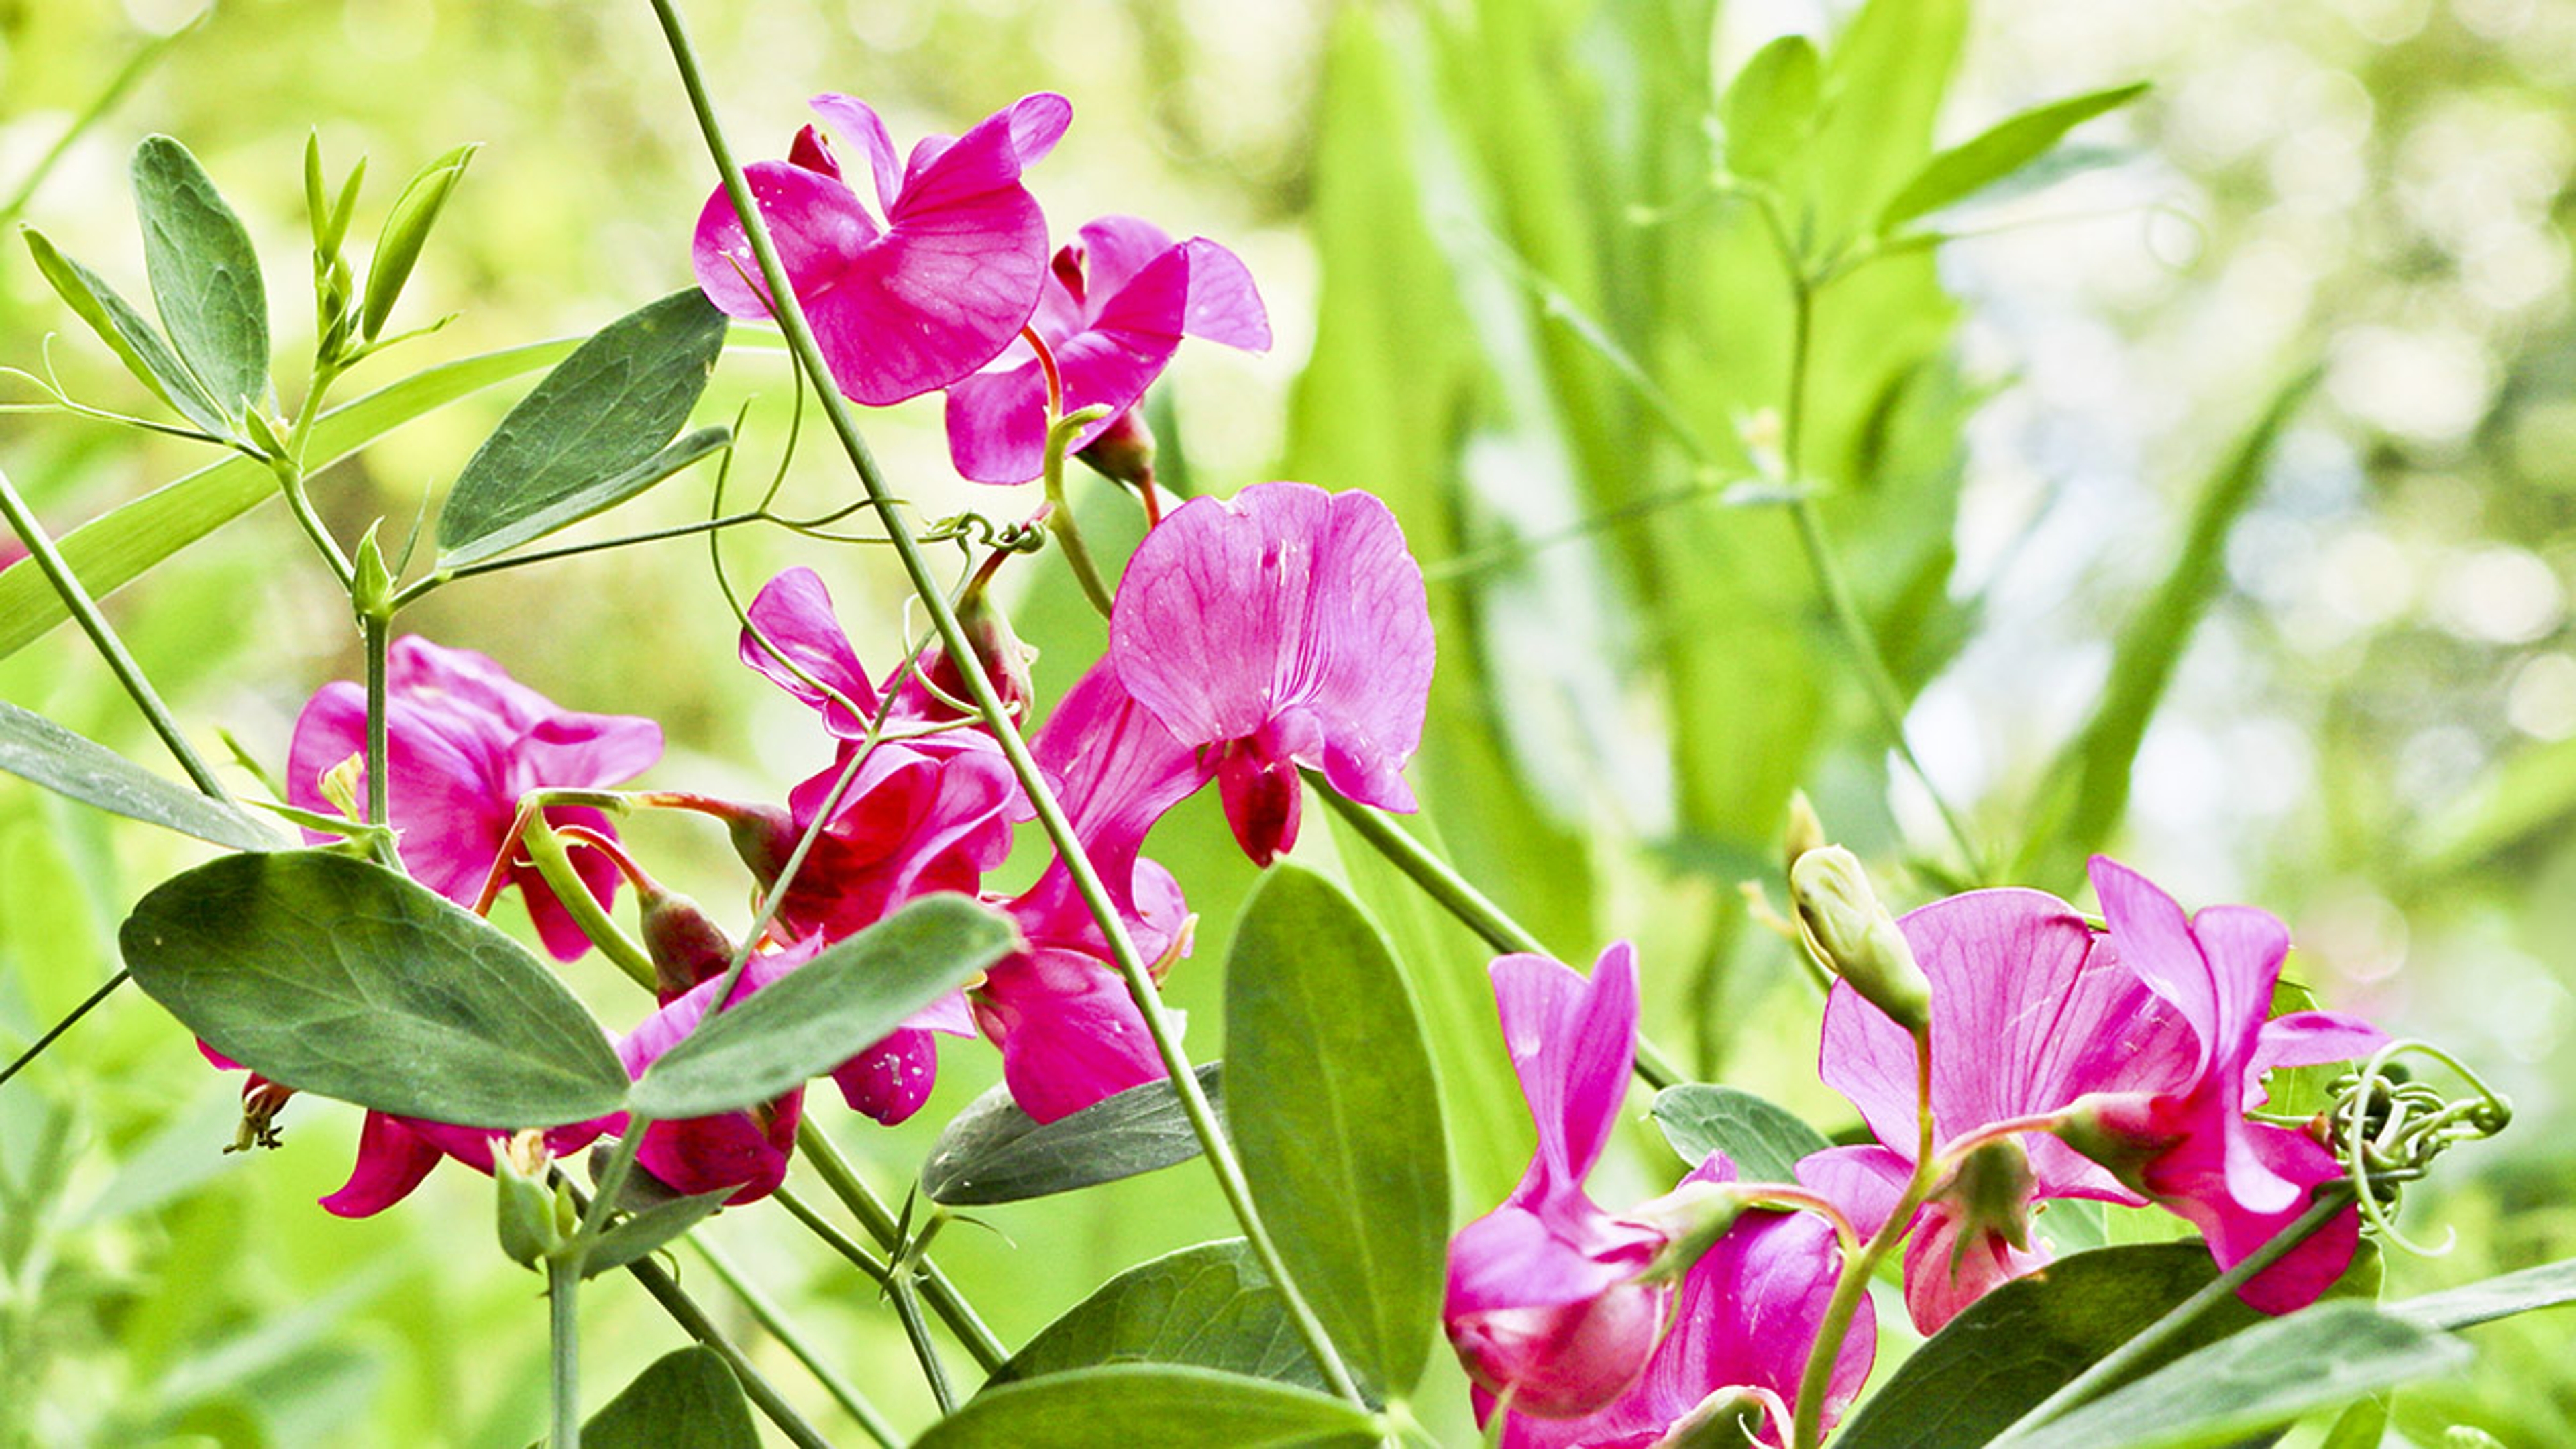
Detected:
left=494, top=1129, right=561, bottom=1270
left=1791, top=845, right=1932, bottom=1034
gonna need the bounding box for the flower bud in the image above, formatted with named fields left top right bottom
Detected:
left=719, top=802, right=799, bottom=891
left=1791, top=846, right=1931, bottom=1034
left=494, top=1128, right=561, bottom=1269
left=1783, top=790, right=1827, bottom=875
left=640, top=885, right=736, bottom=1002
left=920, top=573, right=1037, bottom=722
left=1075, top=406, right=1157, bottom=492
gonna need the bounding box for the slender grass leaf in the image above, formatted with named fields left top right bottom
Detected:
left=580, top=1187, right=739, bottom=1279
left=1649, top=1084, right=1831, bottom=1182
left=1878, top=83, right=2150, bottom=232
left=582, top=1348, right=757, bottom=1449
left=1226, top=863, right=1448, bottom=1404
left=2015, top=374, right=2314, bottom=894
left=21, top=227, right=231, bottom=436
left=0, top=698, right=278, bottom=852
left=629, top=893, right=1015, bottom=1119
left=2413, top=734, right=2576, bottom=881
left=131, top=136, right=269, bottom=422
left=1722, top=34, right=1821, bottom=181
left=923, top=1064, right=1220, bottom=1206
left=117, top=850, right=629, bottom=1127
left=2006, top=1305, right=2471, bottom=1449
left=916, top=1364, right=1381, bottom=1449
left=360, top=142, right=477, bottom=341
left=2391, top=1256, right=2576, bottom=1332
left=437, top=425, right=729, bottom=569
left=989, top=1238, right=1324, bottom=1393
left=0, top=337, right=578, bottom=661
left=436, top=289, right=728, bottom=566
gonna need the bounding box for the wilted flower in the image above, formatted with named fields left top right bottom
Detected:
left=692, top=92, right=1068, bottom=405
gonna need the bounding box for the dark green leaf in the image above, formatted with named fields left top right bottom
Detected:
left=916, top=1365, right=1381, bottom=1449
left=2392, top=1256, right=2576, bottom=1332
left=360, top=142, right=476, bottom=341
left=1838, top=1243, right=2378, bottom=1449
left=990, top=1238, right=1323, bottom=1393
left=0, top=337, right=580, bottom=661
left=21, top=226, right=231, bottom=436
left=581, top=1186, right=738, bottom=1279
left=1226, top=863, right=1448, bottom=1404
left=1878, top=83, right=2151, bottom=232
left=436, top=290, right=729, bottom=567
left=584, top=1348, right=757, bottom=1449
left=923, top=1064, right=1220, bottom=1206
left=118, top=850, right=629, bottom=1127
left=2008, top=1305, right=2471, bottom=1449
left=1722, top=34, right=1821, bottom=181
left=1649, top=1083, right=1832, bottom=1182
left=0, top=699, right=278, bottom=852
left=131, top=135, right=269, bottom=423
left=439, top=425, right=729, bottom=570
left=629, top=893, right=1015, bottom=1118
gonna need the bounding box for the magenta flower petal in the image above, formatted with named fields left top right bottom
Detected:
left=2248, top=1010, right=2388, bottom=1097
left=691, top=160, right=881, bottom=317
left=973, top=947, right=1167, bottom=1124
left=1495, top=947, right=1638, bottom=1200
left=1177, top=237, right=1271, bottom=350
left=319, top=1112, right=444, bottom=1218
left=741, top=567, right=884, bottom=736
left=1110, top=482, right=1432, bottom=863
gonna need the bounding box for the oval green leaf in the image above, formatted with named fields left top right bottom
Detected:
left=118, top=849, right=629, bottom=1127
left=580, top=1187, right=739, bottom=1280
left=916, top=1364, right=1381, bottom=1449
left=580, top=1347, right=758, bottom=1449
left=131, top=135, right=270, bottom=423
left=1877, top=82, right=2151, bottom=233
left=923, top=1063, right=1221, bottom=1206
left=1650, top=1083, right=1832, bottom=1182
left=628, top=892, right=1016, bottom=1119
left=0, top=337, right=580, bottom=661
left=1226, top=863, right=1448, bottom=1404
left=990, top=1238, right=1323, bottom=1393
left=1723, top=34, right=1822, bottom=182
left=0, top=699, right=278, bottom=852
left=436, top=289, right=729, bottom=567
left=360, top=142, right=478, bottom=342
left=21, top=227, right=230, bottom=437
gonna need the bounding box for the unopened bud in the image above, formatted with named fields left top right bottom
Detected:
left=1791, top=846, right=1931, bottom=1034
left=1659, top=1389, right=1769, bottom=1449
left=1783, top=790, right=1827, bottom=876
left=721, top=802, right=798, bottom=890
left=494, top=1128, right=560, bottom=1269
left=1626, top=1179, right=1752, bottom=1284
left=921, top=572, right=1036, bottom=722
left=1075, top=406, right=1157, bottom=493
left=641, top=885, right=736, bottom=1002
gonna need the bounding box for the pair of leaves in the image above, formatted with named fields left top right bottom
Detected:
left=25, top=136, right=268, bottom=441
left=117, top=851, right=1013, bottom=1130
left=922, top=1064, right=1222, bottom=1205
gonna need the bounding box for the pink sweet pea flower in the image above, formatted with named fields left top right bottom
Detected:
left=1109, top=482, right=1432, bottom=865
left=287, top=636, right=663, bottom=962
left=943, top=215, right=1270, bottom=484
left=1445, top=945, right=1670, bottom=1419
left=692, top=92, right=1069, bottom=406
left=1484, top=1154, right=1876, bottom=1449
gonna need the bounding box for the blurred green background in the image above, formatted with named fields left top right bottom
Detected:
left=3, top=0, right=2573, bottom=1444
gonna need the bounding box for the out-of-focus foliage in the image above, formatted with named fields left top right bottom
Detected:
left=3, top=0, right=2573, bottom=1444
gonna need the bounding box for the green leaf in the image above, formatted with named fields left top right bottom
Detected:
left=0, top=336, right=579, bottom=661
left=1722, top=34, right=1822, bottom=181
left=130, top=136, right=269, bottom=423
left=1878, top=83, right=2150, bottom=233
left=1648, top=1084, right=1831, bottom=1182
left=20, top=226, right=231, bottom=436
left=440, top=425, right=729, bottom=570
left=922, top=1064, right=1222, bottom=1207
left=436, top=290, right=729, bottom=567
left=2014, top=374, right=2314, bottom=893
left=989, top=1238, right=1324, bottom=1393
left=628, top=893, right=1015, bottom=1119
left=2391, top=1256, right=2576, bottom=1332
left=359, top=142, right=476, bottom=342
left=0, top=698, right=278, bottom=852
left=1226, top=863, right=1448, bottom=1404
left=2007, top=1304, right=2471, bottom=1449
left=582, top=1348, right=757, bottom=1449
left=1837, top=1242, right=2376, bottom=1449
left=580, top=1187, right=738, bottom=1279
left=916, top=1364, right=1381, bottom=1449
left=2317, top=1398, right=2389, bottom=1449
left=117, top=850, right=629, bottom=1128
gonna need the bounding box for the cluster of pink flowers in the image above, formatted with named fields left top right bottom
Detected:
left=1446, top=861, right=2385, bottom=1445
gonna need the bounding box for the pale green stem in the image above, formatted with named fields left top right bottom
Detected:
left=361, top=610, right=398, bottom=869
left=520, top=819, right=657, bottom=991
left=1791, top=1029, right=1937, bottom=1449
left=690, top=1233, right=902, bottom=1448
left=890, top=1269, right=957, bottom=1413
left=649, top=0, right=1364, bottom=1405
left=772, top=1184, right=894, bottom=1288
left=548, top=1256, right=582, bottom=1449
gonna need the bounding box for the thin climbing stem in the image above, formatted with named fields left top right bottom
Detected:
left=548, top=1256, right=582, bottom=1449
left=793, top=1120, right=1003, bottom=1373
left=690, top=1233, right=902, bottom=1447
left=890, top=1271, right=958, bottom=1414
left=649, top=0, right=1366, bottom=1406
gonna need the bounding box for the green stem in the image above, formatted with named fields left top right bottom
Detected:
left=690, top=1233, right=901, bottom=1448
left=521, top=819, right=657, bottom=991
left=267, top=453, right=355, bottom=588
left=794, top=1120, right=1002, bottom=1372
left=1040, top=399, right=1118, bottom=619
left=392, top=511, right=766, bottom=610
left=548, top=1256, right=582, bottom=1449
left=1986, top=1187, right=2355, bottom=1446
left=0, top=463, right=229, bottom=798
left=772, top=1185, right=894, bottom=1287
left=890, top=1269, right=958, bottom=1413
left=619, top=1242, right=839, bottom=1449
left=1791, top=1031, right=1937, bottom=1449
left=0, top=968, right=131, bottom=1089
left=1316, top=782, right=1685, bottom=1091
left=649, top=0, right=1366, bottom=1407
left=360, top=610, right=398, bottom=869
